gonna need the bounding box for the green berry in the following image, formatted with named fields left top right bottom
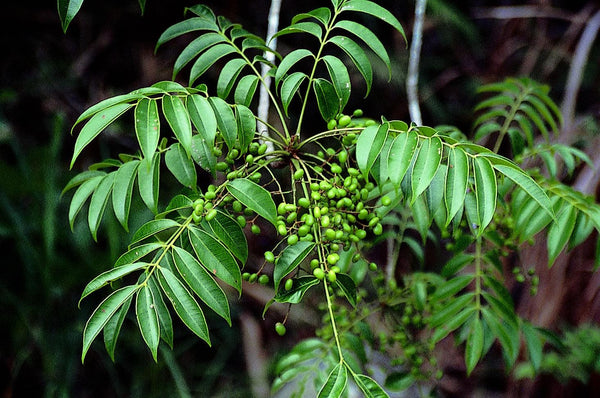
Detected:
left=310, top=259, right=319, bottom=269
left=293, top=169, right=304, bottom=180
left=232, top=200, right=243, bottom=213
left=192, top=212, right=203, bottom=224
left=324, top=228, right=336, bottom=240
left=373, top=223, right=383, bottom=236
left=248, top=273, right=258, bottom=283
left=245, top=154, right=254, bottom=164
left=258, top=143, right=268, bottom=155
left=275, top=322, right=287, bottom=336
left=251, top=224, right=261, bottom=234
left=264, top=251, right=275, bottom=263
left=327, top=119, right=337, bottom=130
left=298, top=197, right=310, bottom=208
left=369, top=262, right=377, bottom=271
left=381, top=196, right=392, bottom=206
left=205, top=191, right=216, bottom=200
left=236, top=215, right=246, bottom=227
left=327, top=253, right=339, bottom=265
left=205, top=208, right=218, bottom=221
left=285, top=279, right=294, bottom=291
left=327, top=271, right=337, bottom=283
left=216, top=161, right=229, bottom=171
left=313, top=268, right=325, bottom=280
left=258, top=274, right=269, bottom=285
left=338, top=115, right=351, bottom=127
left=242, top=272, right=251, bottom=281
left=353, top=109, right=363, bottom=117
left=287, top=234, right=299, bottom=245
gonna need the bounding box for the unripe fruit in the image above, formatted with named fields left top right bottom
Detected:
left=286, top=212, right=297, bottom=224
left=298, top=224, right=310, bottom=237
left=258, top=143, right=268, bottom=155
left=251, top=224, right=261, bottom=234
left=321, top=215, right=331, bottom=228
left=258, top=274, right=269, bottom=285
left=313, top=268, right=325, bottom=280
left=368, top=217, right=380, bottom=228
left=216, top=161, right=229, bottom=171
left=293, top=169, right=304, bottom=180
left=205, top=190, right=216, bottom=200
left=213, top=147, right=223, bottom=157
left=330, top=163, right=342, bottom=174
left=284, top=203, right=296, bottom=212
left=325, top=228, right=336, bottom=240
left=228, top=148, right=239, bottom=159
left=232, top=200, right=243, bottom=213
left=245, top=154, right=254, bottom=164
left=373, top=223, right=383, bottom=236
left=298, top=197, right=310, bottom=208
left=327, top=271, right=337, bottom=283
left=242, top=272, right=251, bottom=281
left=338, top=115, right=351, bottom=128
left=338, top=150, right=348, bottom=164
left=353, top=109, right=363, bottom=117
left=355, top=229, right=367, bottom=240
left=330, top=266, right=341, bottom=274
left=205, top=208, right=218, bottom=221
left=248, top=273, right=258, bottom=283
left=310, top=259, right=319, bottom=269
left=192, top=212, right=203, bottom=224
left=275, top=322, right=286, bottom=336
left=327, top=119, right=337, bottom=130
left=287, top=234, right=299, bottom=245
left=327, top=253, right=339, bottom=265
left=285, top=279, right=294, bottom=291
left=369, top=262, right=377, bottom=271
left=381, top=196, right=392, bottom=206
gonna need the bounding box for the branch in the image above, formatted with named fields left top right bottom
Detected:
left=257, top=0, right=282, bottom=152
left=407, top=0, right=427, bottom=126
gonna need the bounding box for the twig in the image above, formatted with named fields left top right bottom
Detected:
left=407, top=0, right=427, bottom=126
left=561, top=9, right=600, bottom=132
left=257, top=0, right=282, bottom=152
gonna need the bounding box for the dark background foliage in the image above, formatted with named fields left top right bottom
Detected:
left=0, top=0, right=598, bottom=396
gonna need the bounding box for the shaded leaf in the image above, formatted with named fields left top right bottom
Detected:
left=147, top=275, right=173, bottom=348
left=274, top=276, right=320, bottom=304
left=209, top=97, right=237, bottom=150
left=217, top=58, right=248, bottom=99
left=173, top=32, right=225, bottom=79
left=69, top=175, right=104, bottom=230
left=273, top=241, right=315, bottom=292
left=465, top=316, right=484, bottom=375
left=189, top=44, right=237, bottom=85
left=130, top=219, right=181, bottom=245
left=234, top=75, right=260, bottom=107
left=137, top=152, right=160, bottom=214
left=165, top=143, right=197, bottom=188
left=203, top=210, right=248, bottom=263
left=328, top=36, right=372, bottom=96
left=103, top=296, right=132, bottom=362
left=58, top=0, right=84, bottom=32
left=318, top=362, right=348, bottom=398
left=191, top=135, right=217, bottom=176
left=547, top=202, right=577, bottom=266
left=162, top=95, right=192, bottom=157
left=275, top=49, right=314, bottom=87
left=322, top=55, right=351, bottom=111
left=88, top=173, right=115, bottom=240
left=112, top=160, right=139, bottom=231
left=445, top=147, right=469, bottom=226
left=313, top=78, right=340, bottom=121
left=226, top=178, right=278, bottom=226
left=136, top=284, right=160, bottom=361
left=472, top=156, right=496, bottom=234
left=334, top=273, right=357, bottom=308
left=281, top=72, right=307, bottom=116
left=80, top=263, right=148, bottom=304
left=135, top=98, right=160, bottom=161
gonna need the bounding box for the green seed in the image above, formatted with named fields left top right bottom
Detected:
left=298, top=197, right=310, bottom=208
left=353, top=109, right=363, bottom=117
left=369, top=262, right=377, bottom=271
left=249, top=273, right=258, bottom=283
left=242, top=272, right=251, bottom=281
left=327, top=271, right=337, bottom=283
left=373, top=223, right=383, bottom=235
left=251, top=224, right=261, bottom=234
left=205, top=191, right=216, bottom=200
left=298, top=224, right=310, bottom=237
left=264, top=251, right=275, bottom=263
left=192, top=212, right=203, bottom=224
left=381, top=195, right=392, bottom=206
left=258, top=143, right=268, bottom=155
left=216, top=161, right=229, bottom=171
left=286, top=212, right=297, bottom=224
left=258, top=274, right=269, bottom=285
left=321, top=215, right=331, bottom=228
left=232, top=201, right=243, bottom=213
left=245, top=154, right=254, bottom=164
left=310, top=259, right=319, bottom=269
left=327, top=253, right=339, bottom=265
left=325, top=228, right=336, bottom=240
left=338, top=150, right=348, bottom=164
left=355, top=229, right=367, bottom=240
left=277, top=202, right=287, bottom=215
left=327, top=119, right=337, bottom=130
left=236, top=215, right=246, bottom=227
left=330, top=164, right=342, bottom=174
left=277, top=224, right=288, bottom=236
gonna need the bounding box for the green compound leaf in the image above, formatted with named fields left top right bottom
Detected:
left=69, top=174, right=104, bottom=230
left=354, top=373, right=389, bottom=398
left=432, top=306, right=476, bottom=343
left=234, top=75, right=260, bottom=107
left=547, top=201, right=577, bottom=266
left=321, top=55, right=351, bottom=112
left=236, top=104, right=256, bottom=152
left=190, top=44, right=236, bottom=85
left=465, top=315, right=484, bottom=375
left=148, top=275, right=173, bottom=348
left=82, top=285, right=139, bottom=363
left=226, top=178, right=278, bottom=226
left=115, top=243, right=164, bottom=266
left=72, top=93, right=142, bottom=129
left=136, top=284, right=160, bottom=361
left=188, top=227, right=242, bottom=294
left=387, top=130, right=418, bottom=186
left=135, top=98, right=160, bottom=162
left=187, top=94, right=217, bottom=147
left=275, top=49, right=314, bottom=87
left=281, top=72, right=307, bottom=116
left=191, top=135, right=217, bottom=176
left=318, top=362, right=348, bottom=398
left=217, top=58, right=248, bottom=99
left=103, top=296, right=132, bottom=362
left=274, top=276, right=320, bottom=304
left=137, top=152, right=160, bottom=214
left=472, top=156, right=497, bottom=234
left=292, top=7, right=331, bottom=26
left=203, top=210, right=248, bottom=263
left=112, top=160, right=139, bottom=231
left=334, top=273, right=357, bottom=308
left=341, top=0, right=406, bottom=41
left=165, top=143, right=197, bottom=189
left=273, top=21, right=324, bottom=40
left=328, top=36, right=372, bottom=96
left=70, top=102, right=133, bottom=168
left=173, top=32, right=225, bottom=79
left=172, top=247, right=231, bottom=325
left=87, top=173, right=115, bottom=241
left=521, top=321, right=543, bottom=372
left=63, top=170, right=106, bottom=195
left=209, top=96, right=238, bottom=150
left=356, top=123, right=389, bottom=180
left=157, top=267, right=211, bottom=346
left=58, top=0, right=84, bottom=33
left=411, top=136, right=442, bottom=202
left=156, top=17, right=219, bottom=51
left=273, top=241, right=315, bottom=293
left=80, top=262, right=147, bottom=305
left=313, top=78, right=340, bottom=121
left=162, top=95, right=192, bottom=157
left=444, top=147, right=469, bottom=226
left=333, top=20, right=390, bottom=78
left=130, top=219, right=181, bottom=246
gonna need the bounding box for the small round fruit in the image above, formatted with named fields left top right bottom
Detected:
left=353, top=109, right=363, bottom=117
left=327, top=253, right=339, bottom=265
left=242, top=272, right=251, bottom=281
left=373, top=223, right=383, bottom=236
left=264, top=251, right=275, bottom=263
left=310, top=259, right=319, bottom=269
left=330, top=266, right=341, bottom=274
left=277, top=224, right=288, bottom=236
left=298, top=197, right=310, bottom=208
left=327, top=119, right=337, bottom=130
left=338, top=115, right=351, bottom=128
left=258, top=274, right=270, bottom=285
left=275, top=322, right=287, bottom=336
left=205, top=208, right=218, bottom=221
left=381, top=196, right=392, bottom=206
left=293, top=169, right=304, bottom=180
left=287, top=234, right=299, bottom=245
left=369, top=262, right=378, bottom=271
left=251, top=224, right=261, bottom=234
left=327, top=271, right=337, bottom=283
left=313, top=268, right=325, bottom=280
left=258, top=143, right=268, bottom=155
left=284, top=279, right=294, bottom=291
left=205, top=190, right=216, bottom=200
left=248, top=273, right=258, bottom=283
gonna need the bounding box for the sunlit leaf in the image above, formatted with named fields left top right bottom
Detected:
left=162, top=95, right=192, bottom=157
left=203, top=210, right=248, bottom=263
left=58, top=0, right=84, bottom=32
left=209, top=97, right=237, bottom=150
left=387, top=131, right=418, bottom=186
left=328, top=36, right=372, bottom=96
left=275, top=49, right=314, bottom=87
left=112, top=160, right=139, bottom=231
left=135, top=98, right=160, bottom=162
left=103, top=296, right=132, bottom=362
left=356, top=123, right=388, bottom=180
left=226, top=178, right=277, bottom=226
left=165, top=143, right=197, bottom=188
left=137, top=152, right=160, bottom=214
left=136, top=284, right=160, bottom=361
left=87, top=173, right=115, bottom=240
left=189, top=44, right=237, bottom=85
left=318, top=362, right=348, bottom=398
left=187, top=94, right=217, bottom=147
left=411, top=137, right=442, bottom=202
left=465, top=316, right=484, bottom=375
left=217, top=58, right=248, bottom=99
left=273, top=241, right=315, bottom=292
left=130, top=219, right=181, bottom=245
